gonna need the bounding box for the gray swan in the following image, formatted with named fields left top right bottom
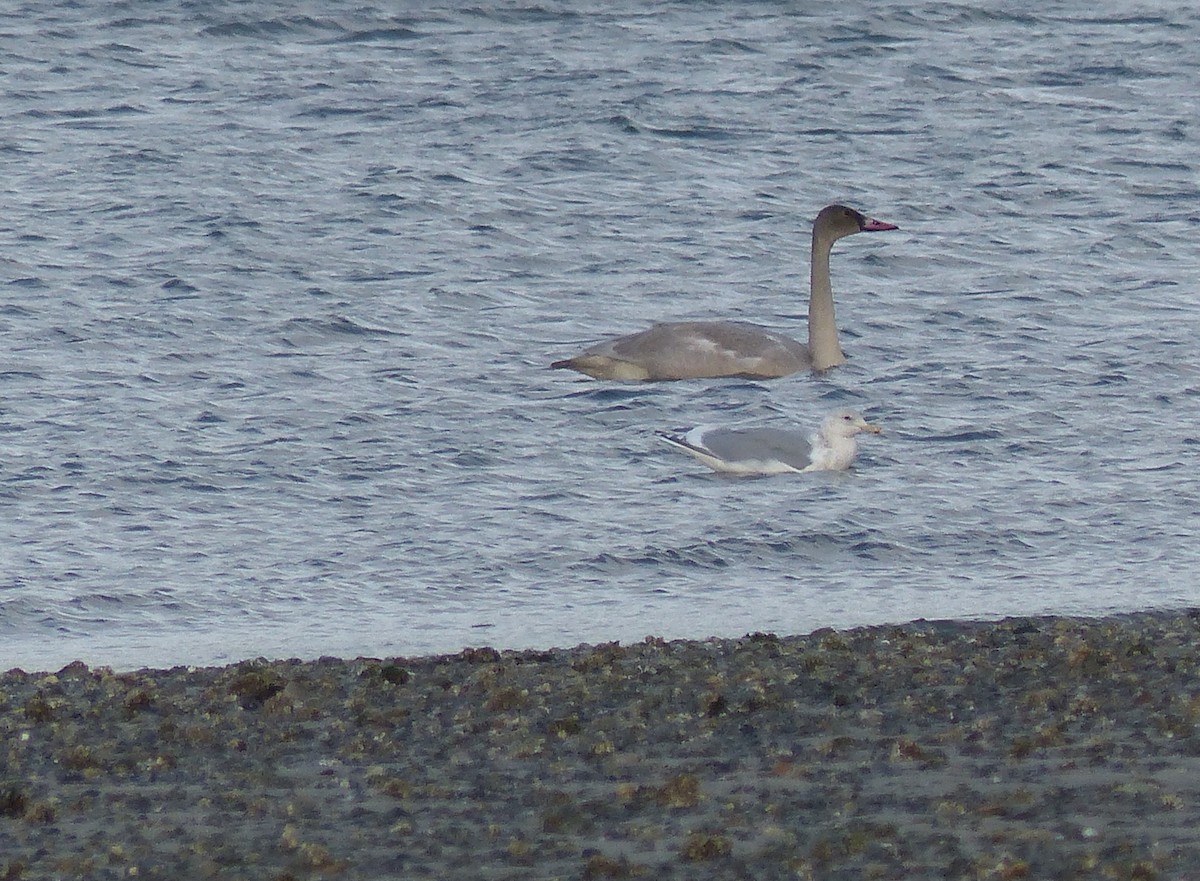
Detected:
left=551, top=204, right=898, bottom=381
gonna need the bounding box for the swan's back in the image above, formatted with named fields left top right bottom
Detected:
left=552, top=320, right=811, bottom=381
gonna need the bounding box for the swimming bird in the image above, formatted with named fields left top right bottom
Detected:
left=551, top=204, right=898, bottom=381
left=657, top=409, right=881, bottom=475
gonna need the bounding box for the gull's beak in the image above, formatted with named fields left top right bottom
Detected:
left=862, top=421, right=882, bottom=435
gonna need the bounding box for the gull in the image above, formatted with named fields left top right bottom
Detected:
left=657, top=409, right=881, bottom=475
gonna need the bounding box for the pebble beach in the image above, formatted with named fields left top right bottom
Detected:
left=4, top=611, right=1200, bottom=880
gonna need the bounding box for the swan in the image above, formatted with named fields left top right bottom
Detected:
left=656, top=409, right=881, bottom=475
left=551, top=204, right=898, bottom=381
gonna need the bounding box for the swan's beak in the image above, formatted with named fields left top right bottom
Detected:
left=860, top=217, right=898, bottom=232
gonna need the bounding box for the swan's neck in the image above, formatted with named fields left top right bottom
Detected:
left=808, top=233, right=845, bottom=370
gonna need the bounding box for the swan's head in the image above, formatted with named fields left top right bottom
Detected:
left=822, top=409, right=883, bottom=440
left=815, top=204, right=899, bottom=241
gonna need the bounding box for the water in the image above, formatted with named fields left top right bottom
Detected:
left=3, top=1, right=1199, bottom=671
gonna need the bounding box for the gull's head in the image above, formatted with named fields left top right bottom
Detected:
left=823, top=409, right=882, bottom=440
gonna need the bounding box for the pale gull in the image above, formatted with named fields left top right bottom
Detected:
left=657, top=409, right=882, bottom=476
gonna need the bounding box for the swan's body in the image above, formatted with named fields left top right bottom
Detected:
left=552, top=205, right=897, bottom=381
left=657, top=409, right=881, bottom=475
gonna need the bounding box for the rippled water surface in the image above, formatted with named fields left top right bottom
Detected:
left=3, top=1, right=1200, bottom=670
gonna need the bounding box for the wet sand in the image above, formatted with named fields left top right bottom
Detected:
left=3, top=610, right=1200, bottom=879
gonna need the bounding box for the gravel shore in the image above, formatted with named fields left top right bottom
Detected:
left=4, top=610, right=1200, bottom=880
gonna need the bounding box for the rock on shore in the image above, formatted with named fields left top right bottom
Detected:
left=4, top=610, right=1200, bottom=879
